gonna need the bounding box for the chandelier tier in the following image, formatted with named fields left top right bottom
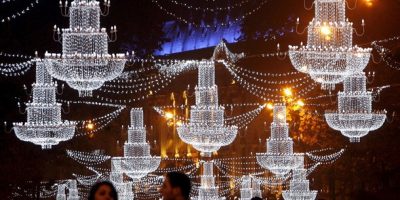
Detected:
left=289, top=0, right=371, bottom=90
left=177, top=60, right=238, bottom=155
left=256, top=104, right=303, bottom=176
left=13, top=60, right=76, bottom=149
left=45, top=0, right=126, bottom=97
left=240, top=175, right=262, bottom=200
left=282, top=162, right=317, bottom=200
left=325, top=72, right=386, bottom=142
left=111, top=108, right=160, bottom=180
left=193, top=161, right=225, bottom=200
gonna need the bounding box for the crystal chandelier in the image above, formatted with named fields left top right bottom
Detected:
left=193, top=161, right=225, bottom=200
left=282, top=162, right=317, bottom=200
left=256, top=104, right=303, bottom=176
left=177, top=61, right=238, bottom=156
left=109, top=171, right=134, bottom=200
left=13, top=60, right=76, bottom=149
left=56, top=184, right=66, bottom=200
left=240, top=175, right=262, bottom=200
left=289, top=0, right=371, bottom=90
left=67, top=180, right=80, bottom=200
left=111, top=108, right=161, bottom=180
left=45, top=0, right=126, bottom=97
left=325, top=72, right=386, bottom=142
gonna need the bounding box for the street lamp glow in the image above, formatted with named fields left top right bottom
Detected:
left=283, top=88, right=293, bottom=97
left=164, top=112, right=174, bottom=119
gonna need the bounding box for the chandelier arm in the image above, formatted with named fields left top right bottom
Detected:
left=62, top=102, right=70, bottom=114
left=353, top=19, right=365, bottom=37
left=3, top=122, right=13, bottom=134
left=372, top=91, right=380, bottom=102
left=56, top=83, right=65, bottom=95
left=295, top=18, right=308, bottom=35
left=386, top=111, right=395, bottom=123
left=366, top=72, right=375, bottom=84
left=52, top=27, right=62, bottom=44
left=17, top=102, right=26, bottom=114
left=23, top=84, right=32, bottom=96
left=346, top=0, right=358, bottom=10
left=100, top=0, right=110, bottom=16
left=304, top=0, right=314, bottom=10
left=59, top=1, right=69, bottom=17
left=371, top=52, right=382, bottom=64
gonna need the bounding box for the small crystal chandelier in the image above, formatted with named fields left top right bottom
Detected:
left=282, top=162, right=317, bottom=200
left=325, top=72, right=386, bottom=142
left=56, top=180, right=80, bottom=200
left=256, top=104, right=303, bottom=176
left=45, top=0, right=126, bottom=97
left=177, top=60, right=238, bottom=156
left=289, top=0, right=371, bottom=90
left=111, top=108, right=161, bottom=180
left=240, top=175, right=262, bottom=200
left=193, top=161, right=225, bottom=200
left=67, top=180, right=80, bottom=200
left=13, top=59, right=76, bottom=149
left=109, top=171, right=134, bottom=200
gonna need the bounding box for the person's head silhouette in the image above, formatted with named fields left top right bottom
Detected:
left=160, top=172, right=192, bottom=200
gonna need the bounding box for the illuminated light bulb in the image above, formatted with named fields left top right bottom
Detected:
left=266, top=103, right=274, bottom=110
left=283, top=88, right=293, bottom=97
left=86, top=122, right=94, bottom=130
left=320, top=25, right=332, bottom=36
left=164, top=112, right=174, bottom=119
left=175, top=120, right=183, bottom=127
left=297, top=100, right=305, bottom=107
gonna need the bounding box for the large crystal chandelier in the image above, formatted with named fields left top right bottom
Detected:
left=240, top=175, right=262, bottom=200
left=325, top=72, right=386, bottom=142
left=45, top=0, right=126, bottom=97
left=193, top=161, right=225, bottom=200
left=256, top=104, right=303, bottom=176
left=282, top=162, right=317, bottom=200
left=289, top=0, right=371, bottom=90
left=13, top=60, right=76, bottom=149
left=111, top=108, right=161, bottom=180
left=177, top=61, right=238, bottom=156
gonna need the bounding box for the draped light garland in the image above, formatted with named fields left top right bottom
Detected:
left=289, top=0, right=371, bottom=90
left=325, top=72, right=386, bottom=142
left=177, top=60, right=238, bottom=156
left=45, top=0, right=126, bottom=97
left=0, top=0, right=40, bottom=23
left=66, top=149, right=111, bottom=166
left=160, top=0, right=252, bottom=12
left=256, top=104, right=304, bottom=176
left=110, top=108, right=161, bottom=181
left=371, top=36, right=400, bottom=70
left=13, top=60, right=76, bottom=149
left=151, top=0, right=268, bottom=28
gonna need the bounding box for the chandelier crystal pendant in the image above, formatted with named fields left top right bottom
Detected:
left=240, top=175, right=262, bottom=200
left=325, top=72, right=386, bottom=142
left=177, top=61, right=238, bottom=156
left=45, top=0, right=126, bottom=97
left=13, top=60, right=76, bottom=149
left=282, top=162, right=317, bottom=200
left=111, top=108, right=161, bottom=181
left=289, top=0, right=371, bottom=90
left=256, top=104, right=303, bottom=176
left=193, top=161, right=225, bottom=200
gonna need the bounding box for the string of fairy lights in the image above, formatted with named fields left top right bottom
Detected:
left=0, top=0, right=40, bottom=23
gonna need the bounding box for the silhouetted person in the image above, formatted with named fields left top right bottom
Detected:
left=160, top=172, right=192, bottom=200
left=88, top=181, right=118, bottom=200
left=251, top=197, right=263, bottom=200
